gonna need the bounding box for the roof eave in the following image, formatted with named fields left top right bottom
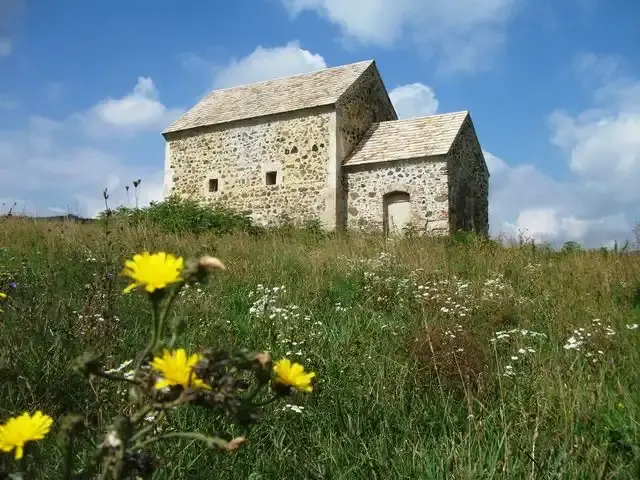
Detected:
left=161, top=102, right=338, bottom=138
left=343, top=153, right=449, bottom=168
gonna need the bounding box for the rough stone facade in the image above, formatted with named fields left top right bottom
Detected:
left=446, top=117, right=490, bottom=236
left=164, top=106, right=336, bottom=227
left=335, top=64, right=398, bottom=159
left=343, top=158, right=450, bottom=234
left=334, top=64, right=398, bottom=228
left=163, top=59, right=489, bottom=236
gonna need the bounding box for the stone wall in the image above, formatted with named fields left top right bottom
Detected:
left=343, top=158, right=450, bottom=234
left=447, top=116, right=490, bottom=236
left=164, top=106, right=335, bottom=227
left=335, top=64, right=398, bottom=160
left=334, top=63, right=398, bottom=229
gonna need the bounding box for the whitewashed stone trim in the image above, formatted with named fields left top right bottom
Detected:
left=261, top=162, right=284, bottom=186
left=163, top=142, right=173, bottom=198
left=202, top=171, right=224, bottom=195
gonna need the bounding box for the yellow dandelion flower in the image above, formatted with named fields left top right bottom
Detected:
left=273, top=358, right=316, bottom=393
left=0, top=411, right=53, bottom=460
left=150, top=348, right=211, bottom=390
left=121, top=251, right=184, bottom=294
left=0, top=292, right=6, bottom=313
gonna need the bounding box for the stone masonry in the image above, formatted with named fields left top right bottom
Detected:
left=344, top=159, right=450, bottom=233
left=164, top=107, right=334, bottom=227
left=447, top=115, right=490, bottom=236
left=334, top=64, right=398, bottom=228
left=162, top=60, right=489, bottom=236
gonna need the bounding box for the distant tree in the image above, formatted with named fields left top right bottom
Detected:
left=561, top=240, right=583, bottom=253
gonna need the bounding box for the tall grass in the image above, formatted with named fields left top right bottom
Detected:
left=0, top=216, right=639, bottom=479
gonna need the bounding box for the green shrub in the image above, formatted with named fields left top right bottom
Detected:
left=99, top=196, right=262, bottom=236
left=560, top=240, right=583, bottom=253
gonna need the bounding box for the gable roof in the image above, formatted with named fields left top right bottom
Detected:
left=163, top=60, right=374, bottom=135
left=342, top=111, right=469, bottom=166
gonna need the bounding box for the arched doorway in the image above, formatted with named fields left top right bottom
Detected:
left=383, top=191, right=411, bottom=236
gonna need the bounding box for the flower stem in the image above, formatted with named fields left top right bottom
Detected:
left=131, top=282, right=184, bottom=400
left=129, top=410, right=166, bottom=443
left=132, top=431, right=231, bottom=452
left=132, top=294, right=162, bottom=383
left=131, top=404, right=154, bottom=424
left=61, top=432, right=76, bottom=479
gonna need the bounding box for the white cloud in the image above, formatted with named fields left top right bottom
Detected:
left=487, top=149, right=637, bottom=248
left=485, top=54, right=640, bottom=248
left=547, top=58, right=640, bottom=204
left=0, top=78, right=176, bottom=217
left=279, top=0, right=520, bottom=73
left=389, top=83, right=439, bottom=119
left=500, top=208, right=625, bottom=245
left=211, top=41, right=327, bottom=89
left=81, top=77, right=183, bottom=136
left=550, top=111, right=640, bottom=203
left=0, top=115, right=163, bottom=217
left=77, top=171, right=165, bottom=218
left=0, top=37, right=12, bottom=57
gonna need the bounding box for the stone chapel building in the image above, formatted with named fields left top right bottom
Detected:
left=162, top=60, right=489, bottom=236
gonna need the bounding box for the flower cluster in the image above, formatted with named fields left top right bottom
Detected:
left=248, top=284, right=301, bottom=322
left=334, top=301, right=349, bottom=313
left=480, top=272, right=530, bottom=304
left=1, top=251, right=316, bottom=479
left=344, top=252, right=533, bottom=319
left=490, top=328, right=548, bottom=377
left=339, top=252, right=396, bottom=274
left=177, top=282, right=207, bottom=302
left=359, top=268, right=421, bottom=309
left=247, top=284, right=323, bottom=358
left=562, top=318, right=621, bottom=364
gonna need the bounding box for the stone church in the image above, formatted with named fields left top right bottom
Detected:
left=162, top=60, right=489, bottom=236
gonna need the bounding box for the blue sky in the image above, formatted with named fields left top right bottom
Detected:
left=0, top=0, right=639, bottom=247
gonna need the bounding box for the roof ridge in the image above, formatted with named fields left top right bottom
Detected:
left=373, top=110, right=469, bottom=125
left=201, top=59, right=374, bottom=96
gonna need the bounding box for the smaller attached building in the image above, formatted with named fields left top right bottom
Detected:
left=342, top=111, right=489, bottom=236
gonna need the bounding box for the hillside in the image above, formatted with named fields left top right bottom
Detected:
left=0, top=217, right=639, bottom=479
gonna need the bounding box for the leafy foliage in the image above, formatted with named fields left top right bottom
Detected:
left=100, top=196, right=262, bottom=236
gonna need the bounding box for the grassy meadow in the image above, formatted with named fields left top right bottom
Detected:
left=0, top=215, right=639, bottom=479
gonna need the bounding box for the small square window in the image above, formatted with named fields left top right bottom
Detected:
left=265, top=171, right=277, bottom=185
left=208, top=178, right=219, bottom=192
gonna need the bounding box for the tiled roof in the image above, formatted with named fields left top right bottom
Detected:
left=343, top=111, right=469, bottom=166
left=163, top=60, right=374, bottom=134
